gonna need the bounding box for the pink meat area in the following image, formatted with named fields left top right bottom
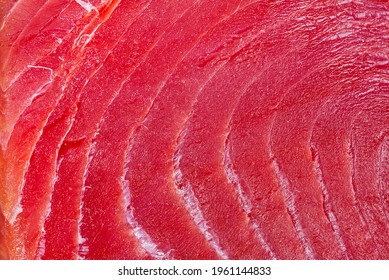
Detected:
left=0, top=0, right=388, bottom=260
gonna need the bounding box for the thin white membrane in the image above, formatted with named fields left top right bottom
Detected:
left=121, top=178, right=168, bottom=259
left=378, top=136, right=389, bottom=217
left=118, top=137, right=168, bottom=259
left=2, top=3, right=104, bottom=147
left=73, top=0, right=189, bottom=259
left=8, top=194, right=22, bottom=225
left=78, top=125, right=165, bottom=260
left=27, top=65, right=54, bottom=80
left=120, top=146, right=168, bottom=259
left=81, top=0, right=307, bottom=260
left=1, top=65, right=55, bottom=150
left=75, top=0, right=96, bottom=13
left=117, top=12, right=247, bottom=257
left=8, top=0, right=148, bottom=259
left=60, top=46, right=129, bottom=260
left=75, top=0, right=191, bottom=260
left=158, top=27, right=265, bottom=260
left=118, top=70, right=225, bottom=259
left=74, top=21, right=103, bottom=52
left=10, top=45, right=103, bottom=231
left=224, top=137, right=277, bottom=260
left=0, top=0, right=21, bottom=31
left=1, top=0, right=77, bottom=92
left=35, top=105, right=79, bottom=260
left=7, top=125, right=50, bottom=224
left=77, top=141, right=97, bottom=260
left=5, top=68, right=54, bottom=223
left=173, top=152, right=229, bottom=260
left=168, top=65, right=233, bottom=260
left=348, top=129, right=382, bottom=255
left=269, top=150, right=315, bottom=260
left=220, top=69, right=301, bottom=260
left=35, top=157, right=64, bottom=260
left=164, top=19, right=279, bottom=258
left=14, top=0, right=130, bottom=251
left=348, top=131, right=367, bottom=229
left=224, top=140, right=252, bottom=213
left=310, top=143, right=349, bottom=258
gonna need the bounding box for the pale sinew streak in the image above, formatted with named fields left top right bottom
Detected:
left=75, top=0, right=97, bottom=13
left=115, top=13, right=249, bottom=258
left=310, top=143, right=349, bottom=258
left=121, top=175, right=169, bottom=259
left=269, top=149, right=315, bottom=259
left=27, top=65, right=54, bottom=81
left=5, top=66, right=55, bottom=223
left=23, top=0, right=122, bottom=241
left=123, top=18, right=253, bottom=258
left=2, top=1, right=106, bottom=147
left=77, top=133, right=169, bottom=260
left=75, top=0, right=176, bottom=257
left=2, top=0, right=101, bottom=137
left=72, top=0, right=157, bottom=259
left=7, top=0, right=124, bottom=256
left=0, top=65, right=55, bottom=150
left=120, top=141, right=169, bottom=259
left=0, top=0, right=20, bottom=31
left=4, top=0, right=116, bottom=92
left=77, top=139, right=99, bottom=260
left=6, top=74, right=50, bottom=224
left=35, top=157, right=64, bottom=260
left=224, top=136, right=277, bottom=260
left=378, top=136, right=389, bottom=219
left=65, top=2, right=158, bottom=247
left=173, top=136, right=229, bottom=260
left=348, top=132, right=382, bottom=256
left=35, top=110, right=78, bottom=259
left=2, top=1, right=85, bottom=91
left=159, top=19, right=266, bottom=259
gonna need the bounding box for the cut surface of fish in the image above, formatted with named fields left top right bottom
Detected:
left=0, top=0, right=388, bottom=259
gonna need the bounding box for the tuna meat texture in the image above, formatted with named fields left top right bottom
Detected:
left=0, top=0, right=388, bottom=260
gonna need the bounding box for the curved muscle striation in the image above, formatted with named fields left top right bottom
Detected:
left=0, top=0, right=388, bottom=259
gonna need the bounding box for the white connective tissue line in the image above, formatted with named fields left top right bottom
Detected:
left=0, top=65, right=55, bottom=149
left=120, top=141, right=168, bottom=259
left=311, top=144, right=349, bottom=258
left=27, top=65, right=54, bottom=81
left=173, top=152, right=229, bottom=260
left=0, top=0, right=22, bottom=31
left=270, top=152, right=315, bottom=260
left=8, top=191, right=23, bottom=225
left=224, top=140, right=253, bottom=213
left=35, top=157, right=63, bottom=260
left=120, top=169, right=168, bottom=260
left=224, top=140, right=277, bottom=260
left=3, top=61, right=54, bottom=92
left=35, top=232, right=46, bottom=260
left=77, top=142, right=99, bottom=260
left=378, top=138, right=389, bottom=223
left=8, top=159, right=35, bottom=225
left=36, top=121, right=71, bottom=259
left=75, top=0, right=96, bottom=13
left=7, top=73, right=60, bottom=224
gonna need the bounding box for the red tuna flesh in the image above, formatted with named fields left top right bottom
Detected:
left=0, top=0, right=388, bottom=259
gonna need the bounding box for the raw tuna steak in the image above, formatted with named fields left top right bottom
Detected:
left=0, top=0, right=388, bottom=260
